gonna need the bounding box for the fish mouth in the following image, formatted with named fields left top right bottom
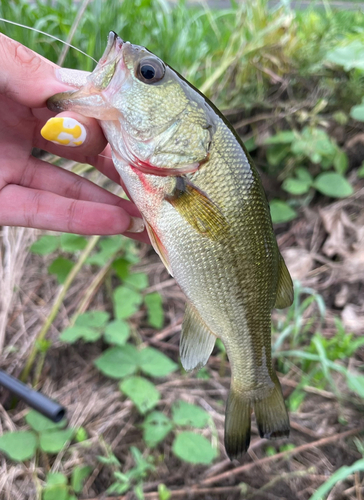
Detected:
left=99, top=31, right=124, bottom=66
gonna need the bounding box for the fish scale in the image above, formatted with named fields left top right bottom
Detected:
left=48, top=31, right=294, bottom=460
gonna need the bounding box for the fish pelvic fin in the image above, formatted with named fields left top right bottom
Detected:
left=180, top=302, right=216, bottom=371
left=274, top=253, right=294, bottom=309
left=224, top=374, right=290, bottom=461
left=144, top=220, right=173, bottom=277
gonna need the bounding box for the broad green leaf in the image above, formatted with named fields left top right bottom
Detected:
left=172, top=432, right=217, bottom=464
left=295, top=167, right=313, bottom=183
left=144, top=293, right=164, bottom=329
left=358, top=162, right=364, bottom=178
left=139, top=347, right=178, bottom=377
left=48, top=257, right=74, bottom=284
left=87, top=236, right=124, bottom=266
left=104, top=319, right=130, bottom=346
left=112, top=258, right=131, bottom=280
left=43, top=484, right=68, bottom=500
left=45, top=472, right=68, bottom=486
left=39, top=429, right=74, bottom=453
left=74, top=427, right=88, bottom=443
left=142, top=411, right=173, bottom=447
left=124, top=272, right=148, bottom=290
left=60, top=233, right=87, bottom=252
left=60, top=325, right=101, bottom=343
left=25, top=410, right=66, bottom=432
left=282, top=178, right=311, bottom=195
left=71, top=465, right=93, bottom=493
left=266, top=144, right=290, bottom=167
left=0, top=431, right=37, bottom=461
left=333, top=150, right=348, bottom=175
left=264, top=131, right=296, bottom=144
left=313, top=173, right=353, bottom=198
left=30, top=235, right=59, bottom=255
left=326, top=41, right=364, bottom=71
left=113, top=286, right=143, bottom=319
left=75, top=310, right=110, bottom=328
left=172, top=401, right=210, bottom=428
left=350, top=102, right=364, bottom=122
left=158, top=484, right=172, bottom=500
left=120, top=376, right=160, bottom=414
left=94, top=345, right=139, bottom=379
left=269, top=200, right=297, bottom=224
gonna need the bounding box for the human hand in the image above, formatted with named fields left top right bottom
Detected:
left=0, top=33, right=148, bottom=242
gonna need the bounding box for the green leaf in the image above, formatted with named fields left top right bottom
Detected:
left=264, top=131, right=296, bottom=144
left=266, top=144, right=290, bottom=167
left=158, top=484, right=172, bottom=500
left=326, top=41, right=364, bottom=71
left=139, top=347, right=178, bottom=377
left=124, top=272, right=148, bottom=290
left=71, top=465, right=92, bottom=493
left=45, top=473, right=68, bottom=486
left=333, top=150, right=348, bottom=174
left=172, top=432, right=217, bottom=464
left=358, top=162, right=364, bottom=178
left=350, top=102, right=364, bottom=122
left=74, top=427, right=88, bottom=443
left=282, top=178, right=311, bottom=195
left=60, top=233, right=87, bottom=252
left=269, top=200, right=297, bottom=224
left=104, top=319, right=130, bottom=346
left=309, top=459, right=364, bottom=500
left=94, top=345, right=139, bottom=379
left=75, top=311, right=110, bottom=328
left=313, top=172, right=353, bottom=198
left=295, top=167, right=313, bottom=183
left=60, top=325, right=101, bottom=343
left=113, top=286, right=143, bottom=319
left=0, top=430, right=37, bottom=461
left=347, top=374, right=364, bottom=398
left=25, top=410, right=66, bottom=433
left=39, top=428, right=74, bottom=453
left=144, top=293, right=164, bottom=329
left=43, top=484, right=69, bottom=500
left=48, top=257, right=74, bottom=284
left=120, top=376, right=160, bottom=414
left=87, top=236, right=124, bottom=266
left=112, top=257, right=131, bottom=280
left=30, top=235, right=59, bottom=255
left=172, top=401, right=210, bottom=428
left=142, top=411, right=173, bottom=447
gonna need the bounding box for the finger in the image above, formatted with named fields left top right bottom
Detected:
left=0, top=34, right=76, bottom=107
left=9, top=155, right=139, bottom=217
left=39, top=112, right=107, bottom=157
left=0, top=184, right=149, bottom=241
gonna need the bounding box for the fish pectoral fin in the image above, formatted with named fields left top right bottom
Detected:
left=144, top=220, right=173, bottom=277
left=274, top=254, right=294, bottom=309
left=180, top=302, right=217, bottom=371
left=165, top=177, right=229, bottom=240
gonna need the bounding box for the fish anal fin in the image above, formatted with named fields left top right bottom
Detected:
left=166, top=177, right=228, bottom=240
left=275, top=254, right=294, bottom=309
left=180, top=302, right=216, bottom=371
left=144, top=220, right=173, bottom=277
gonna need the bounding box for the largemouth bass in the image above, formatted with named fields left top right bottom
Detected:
left=48, top=32, right=294, bottom=459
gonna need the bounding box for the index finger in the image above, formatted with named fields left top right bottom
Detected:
left=0, top=33, right=75, bottom=107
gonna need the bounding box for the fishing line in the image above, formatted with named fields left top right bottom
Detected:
left=0, top=18, right=97, bottom=64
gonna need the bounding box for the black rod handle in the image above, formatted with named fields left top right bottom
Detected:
left=0, top=370, right=66, bottom=422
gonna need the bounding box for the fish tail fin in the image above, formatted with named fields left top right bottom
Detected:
left=253, top=373, right=290, bottom=441
left=224, top=385, right=252, bottom=460
left=224, top=374, right=290, bottom=460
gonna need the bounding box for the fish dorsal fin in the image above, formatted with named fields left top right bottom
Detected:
left=180, top=302, right=217, bottom=371
left=144, top=220, right=173, bottom=277
left=166, top=177, right=229, bottom=240
left=274, top=254, right=294, bottom=309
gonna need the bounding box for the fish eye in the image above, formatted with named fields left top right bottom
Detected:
left=136, top=57, right=165, bottom=84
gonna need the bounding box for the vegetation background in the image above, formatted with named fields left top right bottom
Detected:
left=1, top=0, right=364, bottom=498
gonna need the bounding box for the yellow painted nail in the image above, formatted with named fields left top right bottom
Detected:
left=41, top=117, right=86, bottom=147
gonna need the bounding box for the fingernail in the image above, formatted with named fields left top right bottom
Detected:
left=126, top=217, right=145, bottom=233
left=55, top=68, right=90, bottom=88
left=41, top=117, right=87, bottom=147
